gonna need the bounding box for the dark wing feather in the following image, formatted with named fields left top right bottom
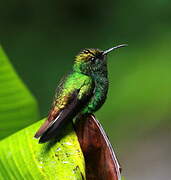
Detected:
left=34, top=75, right=69, bottom=139
left=34, top=74, right=94, bottom=143
left=39, top=90, right=82, bottom=143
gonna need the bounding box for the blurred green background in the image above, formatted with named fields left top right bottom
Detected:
left=0, top=0, right=171, bottom=179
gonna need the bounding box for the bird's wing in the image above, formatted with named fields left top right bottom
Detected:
left=34, top=73, right=94, bottom=143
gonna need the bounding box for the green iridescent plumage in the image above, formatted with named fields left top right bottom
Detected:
left=53, top=72, right=93, bottom=110
left=35, top=45, right=127, bottom=143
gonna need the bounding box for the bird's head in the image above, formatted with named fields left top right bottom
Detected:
left=73, top=44, right=127, bottom=75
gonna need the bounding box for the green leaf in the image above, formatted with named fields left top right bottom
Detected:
left=0, top=46, right=85, bottom=179
left=0, top=119, right=85, bottom=180
left=0, top=47, right=39, bottom=139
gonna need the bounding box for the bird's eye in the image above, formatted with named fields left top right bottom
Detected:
left=91, top=57, right=95, bottom=61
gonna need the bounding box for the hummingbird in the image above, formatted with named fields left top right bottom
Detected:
left=35, top=44, right=127, bottom=143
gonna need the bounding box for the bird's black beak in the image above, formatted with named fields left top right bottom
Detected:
left=103, top=44, right=128, bottom=55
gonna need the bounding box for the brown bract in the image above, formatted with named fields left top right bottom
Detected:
left=74, top=114, right=121, bottom=180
